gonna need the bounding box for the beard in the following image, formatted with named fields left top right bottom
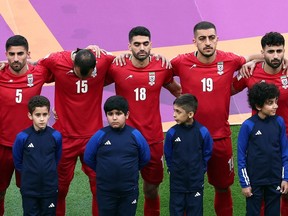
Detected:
left=266, top=58, right=282, bottom=69
left=198, top=48, right=216, bottom=58
left=10, top=62, right=25, bottom=72
left=132, top=50, right=150, bottom=62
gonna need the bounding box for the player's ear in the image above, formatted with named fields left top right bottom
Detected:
left=128, top=43, right=132, bottom=51
left=28, top=112, right=32, bottom=120
left=27, top=51, right=31, bottom=59
left=125, top=111, right=130, bottom=120
left=192, top=38, right=196, bottom=44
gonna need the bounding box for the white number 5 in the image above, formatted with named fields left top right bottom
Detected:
left=15, top=89, right=22, bottom=103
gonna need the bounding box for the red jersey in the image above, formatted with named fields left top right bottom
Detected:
left=233, top=62, right=288, bottom=134
left=106, top=58, right=173, bottom=144
left=172, top=50, right=246, bottom=139
left=38, top=51, right=114, bottom=138
left=0, top=64, right=52, bottom=147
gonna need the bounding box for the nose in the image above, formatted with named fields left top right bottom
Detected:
left=112, top=114, right=117, bottom=120
left=205, top=38, right=211, bottom=46
left=14, top=54, right=19, bottom=61
left=173, top=111, right=176, bottom=118
left=139, top=44, right=145, bottom=50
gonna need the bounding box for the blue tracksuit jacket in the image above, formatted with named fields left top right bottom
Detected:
left=164, top=120, right=213, bottom=192
left=238, top=114, right=288, bottom=188
left=12, top=126, right=62, bottom=197
left=84, top=125, right=150, bottom=194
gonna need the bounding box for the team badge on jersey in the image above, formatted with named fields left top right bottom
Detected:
left=217, top=62, right=224, bottom=75
left=27, top=74, right=34, bottom=87
left=148, top=72, right=155, bottom=86
left=281, top=75, right=288, bottom=89
left=91, top=67, right=97, bottom=78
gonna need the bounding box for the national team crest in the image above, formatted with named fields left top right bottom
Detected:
left=281, top=75, right=288, bottom=89
left=217, top=62, right=224, bottom=75
left=148, top=72, right=156, bottom=86
left=27, top=74, right=34, bottom=87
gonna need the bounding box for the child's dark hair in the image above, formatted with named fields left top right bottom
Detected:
left=173, top=94, right=198, bottom=114
left=104, top=95, right=129, bottom=115
left=28, top=95, right=50, bottom=114
left=248, top=82, right=279, bottom=111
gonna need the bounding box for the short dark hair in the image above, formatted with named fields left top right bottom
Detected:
left=6, top=35, right=29, bottom=51
left=129, top=26, right=151, bottom=42
left=173, top=93, right=198, bottom=114
left=28, top=95, right=50, bottom=114
left=193, top=21, right=216, bottom=35
left=104, top=95, right=129, bottom=115
left=261, top=32, right=285, bottom=49
left=248, top=82, right=279, bottom=111
left=74, top=49, right=96, bottom=78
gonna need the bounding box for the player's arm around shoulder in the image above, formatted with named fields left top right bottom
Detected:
left=164, top=79, right=181, bottom=97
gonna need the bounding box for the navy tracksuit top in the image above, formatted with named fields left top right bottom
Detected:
left=12, top=126, right=62, bottom=197
left=164, top=120, right=213, bottom=192
left=238, top=114, right=288, bottom=188
left=84, top=125, right=150, bottom=194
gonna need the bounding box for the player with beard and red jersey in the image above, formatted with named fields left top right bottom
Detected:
left=0, top=35, right=53, bottom=216
left=232, top=32, right=288, bottom=215
left=105, top=26, right=181, bottom=216
left=170, top=21, right=263, bottom=216
left=37, top=49, right=115, bottom=216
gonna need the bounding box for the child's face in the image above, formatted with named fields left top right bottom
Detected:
left=106, top=109, right=128, bottom=129
left=257, top=97, right=278, bottom=119
left=28, top=106, right=50, bottom=131
left=173, top=104, right=193, bottom=125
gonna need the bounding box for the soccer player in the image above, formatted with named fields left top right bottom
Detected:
left=13, top=95, right=62, bottom=216
left=0, top=35, right=53, bottom=216
left=84, top=95, right=150, bottom=216
left=237, top=82, right=288, bottom=215
left=38, top=48, right=115, bottom=216
left=170, top=21, right=262, bottom=216
left=232, top=32, right=288, bottom=215
left=105, top=26, right=181, bottom=216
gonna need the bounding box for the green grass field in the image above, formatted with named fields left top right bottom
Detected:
left=5, top=125, right=245, bottom=216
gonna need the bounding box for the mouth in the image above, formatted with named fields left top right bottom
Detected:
left=204, top=47, right=213, bottom=51
left=111, top=122, right=119, bottom=127
left=137, top=52, right=147, bottom=56
left=271, top=60, right=280, bottom=65
left=12, top=63, right=21, bottom=67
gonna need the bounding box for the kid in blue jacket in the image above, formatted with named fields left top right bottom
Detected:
left=164, top=93, right=213, bottom=216
left=84, top=95, right=150, bottom=216
left=12, top=95, right=62, bottom=215
left=238, top=82, right=288, bottom=215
